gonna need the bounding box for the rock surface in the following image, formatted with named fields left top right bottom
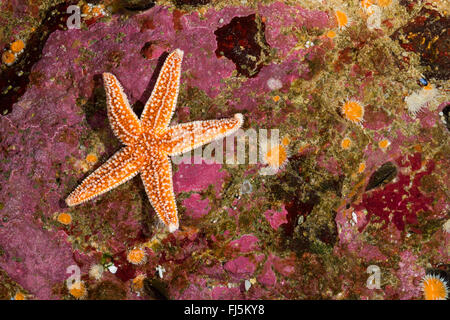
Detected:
left=0, top=0, right=448, bottom=300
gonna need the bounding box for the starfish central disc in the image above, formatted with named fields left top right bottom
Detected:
left=66, top=49, right=244, bottom=232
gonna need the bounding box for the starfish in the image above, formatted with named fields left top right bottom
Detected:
left=66, top=49, right=243, bottom=232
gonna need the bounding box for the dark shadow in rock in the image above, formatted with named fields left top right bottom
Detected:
left=135, top=51, right=170, bottom=118
left=440, top=103, right=450, bottom=132
left=214, top=14, right=270, bottom=78
left=143, top=278, right=169, bottom=300
left=120, top=0, right=156, bottom=12
left=174, top=0, right=211, bottom=7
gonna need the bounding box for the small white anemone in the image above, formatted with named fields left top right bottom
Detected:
left=89, top=264, right=104, bottom=280
left=267, top=78, right=283, bottom=91
left=405, top=84, right=440, bottom=116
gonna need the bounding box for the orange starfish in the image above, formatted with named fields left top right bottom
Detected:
left=66, top=49, right=243, bottom=232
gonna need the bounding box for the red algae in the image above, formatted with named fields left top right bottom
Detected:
left=224, top=256, right=256, bottom=279
left=355, top=153, right=435, bottom=231
left=264, top=206, right=288, bottom=230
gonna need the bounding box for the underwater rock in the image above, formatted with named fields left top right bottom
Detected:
left=121, top=0, right=156, bottom=12
left=224, top=256, right=256, bottom=279
left=174, top=0, right=210, bottom=7
left=228, top=234, right=259, bottom=253
left=0, top=1, right=448, bottom=301
left=88, top=280, right=127, bottom=300
left=214, top=14, right=270, bottom=78
left=264, top=206, right=288, bottom=231
left=356, top=154, right=434, bottom=231
left=182, top=193, right=210, bottom=219
left=0, top=1, right=79, bottom=116
left=391, top=7, right=449, bottom=80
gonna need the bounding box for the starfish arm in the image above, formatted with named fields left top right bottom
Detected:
left=66, top=145, right=143, bottom=206
left=140, top=152, right=179, bottom=232
left=164, top=113, right=244, bottom=156
left=140, top=49, right=183, bottom=132
left=103, top=73, right=143, bottom=145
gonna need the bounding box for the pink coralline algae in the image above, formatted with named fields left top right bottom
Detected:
left=335, top=224, right=388, bottom=262
left=264, top=206, right=288, bottom=230
left=173, top=157, right=229, bottom=195
left=0, top=66, right=83, bottom=298
left=182, top=193, right=210, bottom=219
left=395, top=251, right=425, bottom=300
left=256, top=253, right=295, bottom=288
left=211, top=285, right=242, bottom=300
left=0, top=222, right=76, bottom=299
left=228, top=234, right=259, bottom=253
left=224, top=256, right=256, bottom=279
left=257, top=259, right=277, bottom=287
left=224, top=3, right=329, bottom=116
left=174, top=277, right=212, bottom=300
left=335, top=208, right=388, bottom=262
left=271, top=255, right=295, bottom=277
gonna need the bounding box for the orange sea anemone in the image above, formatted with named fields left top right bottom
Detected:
left=335, top=10, right=351, bottom=29
left=377, top=0, right=392, bottom=7
left=378, top=139, right=390, bottom=150
left=81, top=4, right=90, bottom=15
left=68, top=281, right=87, bottom=299
left=360, top=0, right=374, bottom=11
left=341, top=100, right=365, bottom=124
left=131, top=274, right=146, bottom=292
left=261, top=136, right=290, bottom=171
left=14, top=292, right=25, bottom=300
left=422, top=274, right=449, bottom=300
left=265, top=145, right=288, bottom=168
left=326, top=30, right=337, bottom=38
left=57, top=212, right=72, bottom=225
left=341, top=137, right=352, bottom=150
left=85, top=153, right=98, bottom=164
left=10, top=39, right=25, bottom=53
left=127, top=247, right=147, bottom=265
left=358, top=162, right=366, bottom=173
left=2, top=50, right=16, bottom=66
